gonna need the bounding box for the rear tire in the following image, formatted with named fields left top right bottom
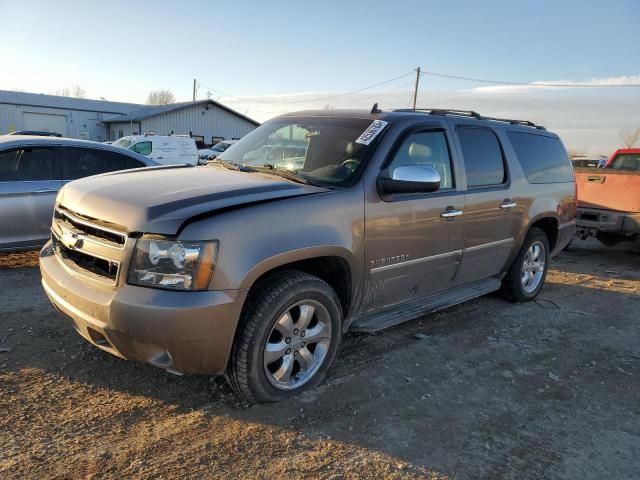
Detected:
left=500, top=227, right=550, bottom=302
left=226, top=271, right=343, bottom=403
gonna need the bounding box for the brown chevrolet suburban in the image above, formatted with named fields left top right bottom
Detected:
left=39, top=108, right=576, bottom=403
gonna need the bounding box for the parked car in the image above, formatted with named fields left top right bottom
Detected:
left=0, top=135, right=158, bottom=252
left=198, top=140, right=237, bottom=161
left=40, top=108, right=576, bottom=403
left=112, top=134, right=198, bottom=165
left=575, top=148, right=640, bottom=246
left=9, top=130, right=63, bottom=137
left=571, top=155, right=607, bottom=169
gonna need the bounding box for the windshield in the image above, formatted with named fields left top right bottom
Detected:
left=609, top=153, right=640, bottom=171
left=217, top=117, right=386, bottom=187
left=112, top=138, right=133, bottom=149
left=212, top=142, right=230, bottom=152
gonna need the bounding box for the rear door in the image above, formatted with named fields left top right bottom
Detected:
left=0, top=146, right=61, bottom=250
left=450, top=123, right=524, bottom=284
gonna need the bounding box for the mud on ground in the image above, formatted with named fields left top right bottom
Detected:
left=1, top=240, right=639, bottom=479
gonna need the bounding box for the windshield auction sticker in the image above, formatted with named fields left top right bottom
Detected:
left=355, top=120, right=389, bottom=145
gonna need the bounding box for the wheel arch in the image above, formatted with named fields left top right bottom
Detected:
left=240, top=247, right=358, bottom=319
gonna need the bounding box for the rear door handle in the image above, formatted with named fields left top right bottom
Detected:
left=500, top=200, right=517, bottom=209
left=440, top=209, right=463, bottom=218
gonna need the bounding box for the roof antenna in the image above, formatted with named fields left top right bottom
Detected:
left=371, top=102, right=382, bottom=114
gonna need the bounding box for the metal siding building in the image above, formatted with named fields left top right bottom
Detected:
left=104, top=100, right=259, bottom=143
left=0, top=91, right=259, bottom=144
left=0, top=90, right=140, bottom=142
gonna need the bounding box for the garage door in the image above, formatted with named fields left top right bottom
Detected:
left=23, top=112, right=68, bottom=136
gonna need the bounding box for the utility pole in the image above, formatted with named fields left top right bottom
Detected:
left=192, top=78, right=197, bottom=102
left=412, top=67, right=421, bottom=110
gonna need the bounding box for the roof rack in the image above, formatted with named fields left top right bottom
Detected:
left=391, top=108, right=546, bottom=130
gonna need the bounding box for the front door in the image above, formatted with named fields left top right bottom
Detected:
left=452, top=125, right=523, bottom=283
left=364, top=127, right=465, bottom=311
left=0, top=146, right=61, bottom=250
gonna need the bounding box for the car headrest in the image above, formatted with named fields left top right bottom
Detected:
left=408, top=142, right=431, bottom=159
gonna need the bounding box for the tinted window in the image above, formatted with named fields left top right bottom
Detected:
left=62, top=147, right=126, bottom=180
left=507, top=131, right=574, bottom=183
left=0, top=147, right=55, bottom=181
left=124, top=156, right=146, bottom=169
left=609, top=153, right=640, bottom=172
left=130, top=141, right=152, bottom=155
left=385, top=130, right=454, bottom=189
left=457, top=127, right=506, bottom=187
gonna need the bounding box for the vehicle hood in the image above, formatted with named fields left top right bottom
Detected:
left=56, top=165, right=329, bottom=235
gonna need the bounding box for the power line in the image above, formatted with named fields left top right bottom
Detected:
left=420, top=70, right=640, bottom=88
left=197, top=70, right=415, bottom=105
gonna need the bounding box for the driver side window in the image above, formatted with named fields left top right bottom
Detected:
left=386, top=131, right=454, bottom=190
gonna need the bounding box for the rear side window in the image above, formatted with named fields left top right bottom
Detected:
left=62, top=147, right=127, bottom=180
left=0, top=147, right=55, bottom=181
left=608, top=153, right=640, bottom=172
left=124, top=156, right=146, bottom=169
left=457, top=127, right=506, bottom=187
left=507, top=131, right=574, bottom=183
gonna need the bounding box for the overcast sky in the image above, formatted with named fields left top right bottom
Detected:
left=0, top=0, right=638, bottom=154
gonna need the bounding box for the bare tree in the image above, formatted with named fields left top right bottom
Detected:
left=53, top=87, right=71, bottom=97
left=619, top=128, right=640, bottom=149
left=71, top=85, right=86, bottom=99
left=52, top=85, right=86, bottom=98
left=146, top=89, right=176, bottom=105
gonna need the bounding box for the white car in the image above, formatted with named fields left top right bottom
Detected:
left=113, top=134, right=198, bottom=165
left=198, top=140, right=237, bottom=161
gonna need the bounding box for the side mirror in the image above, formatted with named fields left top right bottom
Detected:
left=378, top=165, right=441, bottom=195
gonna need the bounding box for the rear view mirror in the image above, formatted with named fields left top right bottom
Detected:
left=378, top=165, right=441, bottom=195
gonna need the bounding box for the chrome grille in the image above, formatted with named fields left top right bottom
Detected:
left=51, top=207, right=128, bottom=283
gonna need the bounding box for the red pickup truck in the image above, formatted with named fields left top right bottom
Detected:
left=575, top=148, right=640, bottom=246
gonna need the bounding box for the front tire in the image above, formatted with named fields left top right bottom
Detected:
left=226, top=271, right=343, bottom=403
left=500, top=227, right=550, bottom=302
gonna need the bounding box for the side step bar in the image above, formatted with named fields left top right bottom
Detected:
left=350, top=278, right=502, bottom=333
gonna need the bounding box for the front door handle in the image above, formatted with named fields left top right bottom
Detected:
left=501, top=200, right=517, bottom=209
left=33, top=189, right=58, bottom=194
left=440, top=209, right=463, bottom=219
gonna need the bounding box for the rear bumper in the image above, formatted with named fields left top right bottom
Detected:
left=576, top=208, right=640, bottom=237
left=40, top=242, right=247, bottom=374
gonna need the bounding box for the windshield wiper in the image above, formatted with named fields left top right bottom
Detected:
left=211, top=159, right=255, bottom=172
left=250, top=164, right=310, bottom=185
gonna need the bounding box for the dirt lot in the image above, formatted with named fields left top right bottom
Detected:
left=1, top=240, right=639, bottom=479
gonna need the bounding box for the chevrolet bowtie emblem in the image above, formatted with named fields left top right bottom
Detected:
left=61, top=230, right=83, bottom=250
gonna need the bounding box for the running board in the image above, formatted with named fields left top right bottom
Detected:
left=350, top=278, right=502, bottom=333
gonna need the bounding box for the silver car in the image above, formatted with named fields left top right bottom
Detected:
left=0, top=135, right=157, bottom=252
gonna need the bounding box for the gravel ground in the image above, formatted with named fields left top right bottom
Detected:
left=1, top=239, right=639, bottom=479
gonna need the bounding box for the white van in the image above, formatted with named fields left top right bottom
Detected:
left=112, top=134, right=199, bottom=165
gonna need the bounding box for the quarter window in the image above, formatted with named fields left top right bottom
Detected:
left=385, top=130, right=454, bottom=190
left=457, top=127, right=506, bottom=187
left=0, top=147, right=55, bottom=181
left=507, top=131, right=574, bottom=183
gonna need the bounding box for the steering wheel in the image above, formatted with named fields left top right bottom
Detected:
left=341, top=158, right=360, bottom=171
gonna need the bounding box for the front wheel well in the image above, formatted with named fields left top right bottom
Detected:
left=248, top=256, right=352, bottom=318
left=529, top=217, right=559, bottom=251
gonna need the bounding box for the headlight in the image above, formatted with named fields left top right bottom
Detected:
left=128, top=238, right=218, bottom=291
